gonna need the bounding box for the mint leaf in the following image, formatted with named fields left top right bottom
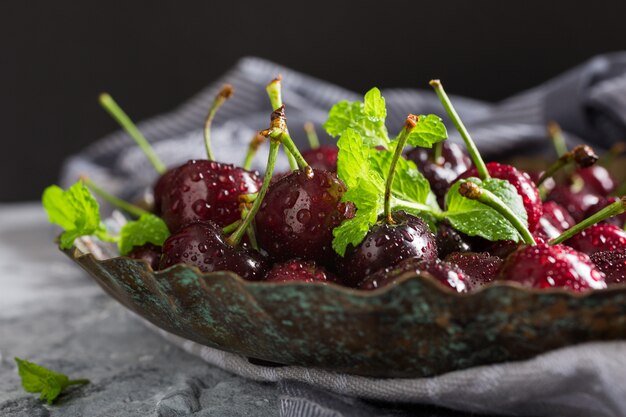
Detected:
left=444, top=177, right=527, bottom=242
left=118, top=214, right=170, bottom=256
left=401, top=114, right=448, bottom=148
left=42, top=182, right=111, bottom=249
left=15, top=358, right=89, bottom=404
left=332, top=207, right=379, bottom=256
left=323, top=87, right=389, bottom=148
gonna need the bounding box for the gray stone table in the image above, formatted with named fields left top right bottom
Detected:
left=0, top=203, right=493, bottom=417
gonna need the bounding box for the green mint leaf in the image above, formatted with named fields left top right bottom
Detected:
left=332, top=207, right=379, bottom=256
left=401, top=114, right=448, bottom=148
left=323, top=87, right=389, bottom=147
left=444, top=177, right=527, bottom=241
left=118, top=214, right=170, bottom=256
left=42, top=182, right=109, bottom=249
left=15, top=358, right=89, bottom=404
left=336, top=129, right=382, bottom=190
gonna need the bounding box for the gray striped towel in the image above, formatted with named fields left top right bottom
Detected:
left=62, top=54, right=626, bottom=417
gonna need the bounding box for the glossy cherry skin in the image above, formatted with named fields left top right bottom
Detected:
left=584, top=197, right=626, bottom=227
left=498, top=243, right=606, bottom=291
left=436, top=222, right=472, bottom=259
left=159, top=221, right=267, bottom=281
left=358, top=257, right=468, bottom=293
left=445, top=251, right=503, bottom=289
left=128, top=243, right=162, bottom=270
left=565, top=223, right=626, bottom=254
left=535, top=201, right=576, bottom=240
left=547, top=185, right=600, bottom=222
left=256, top=168, right=354, bottom=265
left=301, top=146, right=338, bottom=172
left=159, top=160, right=262, bottom=233
left=406, top=142, right=471, bottom=207
left=265, top=259, right=337, bottom=283
left=153, top=167, right=178, bottom=215
left=576, top=166, right=615, bottom=196
left=337, top=212, right=438, bottom=287
left=458, top=162, right=543, bottom=232
left=590, top=249, right=626, bottom=285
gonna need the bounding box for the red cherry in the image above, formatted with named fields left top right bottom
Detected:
left=535, top=201, right=576, bottom=239
left=576, top=166, right=616, bottom=196
left=498, top=243, right=606, bottom=291
left=436, top=222, right=472, bottom=258
left=458, top=162, right=543, bottom=232
left=590, top=249, right=626, bottom=285
left=153, top=167, right=178, bottom=215
left=445, top=251, right=503, bottom=289
left=265, top=259, right=337, bottom=283
left=547, top=185, right=600, bottom=222
left=565, top=223, right=626, bottom=254
left=128, top=243, right=162, bottom=270
left=301, top=146, right=338, bottom=172
left=159, top=160, right=262, bottom=232
left=584, top=197, right=626, bottom=227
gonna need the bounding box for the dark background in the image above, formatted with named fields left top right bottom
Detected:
left=2, top=0, right=625, bottom=202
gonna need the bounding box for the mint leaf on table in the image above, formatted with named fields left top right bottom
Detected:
left=444, top=177, right=528, bottom=242
left=118, top=213, right=170, bottom=256
left=15, top=358, right=89, bottom=404
left=42, top=181, right=112, bottom=249
left=323, top=87, right=390, bottom=148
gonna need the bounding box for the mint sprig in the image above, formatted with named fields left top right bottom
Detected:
left=15, top=358, right=89, bottom=404
left=118, top=214, right=170, bottom=255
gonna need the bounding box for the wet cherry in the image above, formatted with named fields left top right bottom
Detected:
left=436, top=222, right=472, bottom=258
left=565, top=223, right=626, bottom=254
left=265, top=259, right=337, bottom=283
left=128, top=243, right=162, bottom=270
left=590, top=249, right=626, bottom=285
left=301, top=146, right=338, bottom=172
left=444, top=251, right=503, bottom=289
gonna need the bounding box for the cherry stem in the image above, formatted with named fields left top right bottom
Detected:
left=430, top=80, right=489, bottom=179
left=222, top=220, right=242, bottom=235
left=458, top=180, right=536, bottom=245
left=242, top=133, right=267, bottom=170
left=536, top=145, right=599, bottom=187
left=269, top=128, right=309, bottom=169
left=227, top=139, right=280, bottom=246
left=547, top=122, right=568, bottom=157
left=81, top=177, right=149, bottom=218
left=384, top=115, right=419, bottom=224
left=203, top=84, right=234, bottom=161
left=304, top=122, right=320, bottom=149
left=550, top=197, right=626, bottom=245
left=99, top=93, right=166, bottom=174
left=433, top=141, right=443, bottom=164
left=266, top=76, right=298, bottom=171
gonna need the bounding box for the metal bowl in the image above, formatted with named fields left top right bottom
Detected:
left=64, top=242, right=626, bottom=378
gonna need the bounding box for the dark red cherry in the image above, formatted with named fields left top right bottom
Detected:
left=301, top=146, right=338, bottom=172
left=436, top=222, right=472, bottom=258
left=159, top=221, right=267, bottom=280
left=265, top=259, right=336, bottom=283
left=153, top=167, right=178, bottom=215
left=128, top=243, right=162, bottom=270
left=498, top=243, right=606, bottom=291
left=338, top=212, right=437, bottom=287
left=445, top=251, right=502, bottom=289
left=590, top=249, right=626, bottom=285
left=584, top=197, right=626, bottom=227
left=565, top=223, right=626, bottom=254
left=458, top=162, right=543, bottom=232
left=159, top=160, right=262, bottom=232
left=256, top=168, right=355, bottom=265
left=406, top=142, right=471, bottom=207
left=535, top=201, right=576, bottom=239
left=547, top=185, right=600, bottom=222
left=576, top=166, right=616, bottom=196
left=358, top=257, right=468, bottom=292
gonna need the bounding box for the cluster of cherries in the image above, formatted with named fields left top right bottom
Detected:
left=100, top=78, right=626, bottom=293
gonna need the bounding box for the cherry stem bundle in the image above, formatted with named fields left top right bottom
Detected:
left=550, top=197, right=626, bottom=245
left=547, top=122, right=568, bottom=157
left=458, top=180, right=536, bottom=245
left=99, top=93, right=166, bottom=174
left=266, top=76, right=298, bottom=171
left=430, top=80, right=489, bottom=180
left=203, top=84, right=234, bottom=161
left=81, top=177, right=149, bottom=218
left=304, top=122, right=320, bottom=149
left=536, top=145, right=599, bottom=187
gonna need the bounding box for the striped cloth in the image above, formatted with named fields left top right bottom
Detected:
left=62, top=54, right=626, bottom=417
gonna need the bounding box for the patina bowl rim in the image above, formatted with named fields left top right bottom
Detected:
left=65, top=244, right=626, bottom=300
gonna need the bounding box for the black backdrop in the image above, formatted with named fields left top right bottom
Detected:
left=2, top=0, right=626, bottom=201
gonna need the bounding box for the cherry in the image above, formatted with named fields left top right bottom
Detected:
left=405, top=141, right=471, bottom=207
left=358, top=257, right=468, bottom=293
left=436, top=222, right=472, bottom=258
left=565, top=223, right=626, bottom=254
left=338, top=211, right=437, bottom=287
left=159, top=221, right=267, bottom=280
left=498, top=242, right=606, bottom=291
left=128, top=243, right=162, bottom=270
left=547, top=185, right=600, bottom=222
left=159, top=160, right=262, bottom=232
left=153, top=167, right=177, bottom=215
left=444, top=251, right=502, bottom=288
left=535, top=201, right=576, bottom=239
left=590, top=249, right=626, bottom=285
left=584, top=197, right=626, bottom=227
left=576, top=165, right=615, bottom=196
left=265, top=259, right=337, bottom=283
left=301, top=146, right=338, bottom=172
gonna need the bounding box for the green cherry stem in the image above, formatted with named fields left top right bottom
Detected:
left=269, top=127, right=309, bottom=169
left=266, top=76, right=298, bottom=171
left=550, top=197, right=626, bottom=245
left=222, top=220, right=242, bottom=235
left=242, top=132, right=267, bottom=170
left=304, top=122, right=320, bottom=149
left=81, top=176, right=149, bottom=218
left=547, top=122, right=568, bottom=157
left=384, top=115, right=418, bottom=224
left=458, top=180, right=536, bottom=245
left=536, top=145, right=599, bottom=187
left=430, top=80, right=489, bottom=179
left=99, top=93, right=166, bottom=174
left=203, top=84, right=234, bottom=161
